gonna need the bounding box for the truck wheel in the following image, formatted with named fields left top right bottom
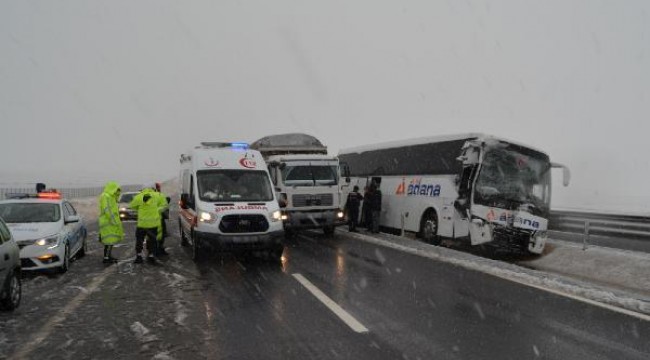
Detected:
left=419, top=211, right=441, bottom=246
left=323, top=226, right=335, bottom=236
left=1, top=270, right=21, bottom=311
left=179, top=220, right=189, bottom=247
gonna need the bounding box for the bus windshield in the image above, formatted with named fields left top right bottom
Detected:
left=281, top=163, right=338, bottom=187
left=474, top=147, right=551, bottom=215
left=197, top=170, right=274, bottom=202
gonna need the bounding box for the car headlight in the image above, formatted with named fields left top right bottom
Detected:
left=271, top=210, right=282, bottom=222
left=119, top=207, right=127, bottom=212
left=199, top=211, right=216, bottom=223
left=337, top=210, right=345, bottom=219
left=36, top=236, right=59, bottom=247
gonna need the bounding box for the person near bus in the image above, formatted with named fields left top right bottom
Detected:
left=369, top=182, right=382, bottom=233
left=129, top=183, right=166, bottom=264
left=361, top=185, right=372, bottom=229
left=98, top=181, right=124, bottom=264
left=345, top=185, right=363, bottom=232
left=154, top=182, right=170, bottom=256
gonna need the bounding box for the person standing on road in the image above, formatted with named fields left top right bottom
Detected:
left=130, top=183, right=166, bottom=264
left=369, top=182, right=382, bottom=233
left=98, top=181, right=124, bottom=264
left=361, top=185, right=372, bottom=229
left=155, top=182, right=170, bottom=256
left=345, top=185, right=363, bottom=232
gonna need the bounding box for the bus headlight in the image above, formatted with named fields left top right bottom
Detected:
left=271, top=210, right=282, bottom=222
left=199, top=211, right=216, bottom=223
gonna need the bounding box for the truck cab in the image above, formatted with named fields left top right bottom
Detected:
left=251, top=134, right=345, bottom=236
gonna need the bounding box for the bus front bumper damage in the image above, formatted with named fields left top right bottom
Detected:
left=470, top=218, right=548, bottom=254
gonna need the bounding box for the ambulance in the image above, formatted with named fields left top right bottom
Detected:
left=178, top=142, right=284, bottom=261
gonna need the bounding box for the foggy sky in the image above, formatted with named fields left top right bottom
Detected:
left=1, top=1, right=649, bottom=212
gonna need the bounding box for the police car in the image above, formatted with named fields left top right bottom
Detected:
left=0, top=191, right=87, bottom=273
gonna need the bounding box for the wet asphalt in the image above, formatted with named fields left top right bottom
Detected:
left=1, top=215, right=649, bottom=360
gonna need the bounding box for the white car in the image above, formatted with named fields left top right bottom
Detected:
left=0, top=193, right=87, bottom=273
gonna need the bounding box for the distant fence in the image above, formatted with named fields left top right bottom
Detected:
left=549, top=210, right=650, bottom=253
left=0, top=185, right=142, bottom=200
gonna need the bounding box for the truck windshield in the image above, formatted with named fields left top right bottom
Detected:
left=197, top=170, right=274, bottom=202
left=474, top=147, right=551, bottom=216
left=0, top=203, right=61, bottom=223
left=281, top=164, right=338, bottom=186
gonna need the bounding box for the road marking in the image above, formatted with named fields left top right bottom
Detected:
left=11, top=262, right=122, bottom=360
left=340, top=230, right=650, bottom=322
left=292, top=273, right=369, bottom=333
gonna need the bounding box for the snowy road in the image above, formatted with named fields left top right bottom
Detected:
left=1, top=219, right=649, bottom=359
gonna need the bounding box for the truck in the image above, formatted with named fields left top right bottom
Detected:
left=178, top=142, right=285, bottom=261
left=250, top=133, right=345, bottom=236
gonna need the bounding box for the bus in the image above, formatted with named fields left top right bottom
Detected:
left=338, top=133, right=570, bottom=254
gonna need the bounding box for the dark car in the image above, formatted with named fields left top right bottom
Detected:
left=0, top=216, right=21, bottom=311
left=118, top=192, right=139, bottom=220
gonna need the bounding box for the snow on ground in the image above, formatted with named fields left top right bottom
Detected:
left=344, top=230, right=650, bottom=317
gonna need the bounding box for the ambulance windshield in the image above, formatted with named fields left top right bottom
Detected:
left=197, top=170, right=274, bottom=202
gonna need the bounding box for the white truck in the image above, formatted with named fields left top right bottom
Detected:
left=178, top=142, right=284, bottom=261
left=251, top=134, right=345, bottom=236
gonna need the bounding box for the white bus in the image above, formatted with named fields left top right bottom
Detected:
left=339, top=134, right=570, bottom=254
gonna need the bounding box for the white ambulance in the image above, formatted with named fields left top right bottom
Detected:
left=178, top=142, right=284, bottom=261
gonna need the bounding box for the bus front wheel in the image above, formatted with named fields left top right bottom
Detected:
left=420, top=211, right=441, bottom=246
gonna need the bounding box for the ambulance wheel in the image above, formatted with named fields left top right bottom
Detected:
left=191, top=235, right=203, bottom=262
left=419, top=210, right=441, bottom=246
left=323, top=226, right=335, bottom=236
left=270, top=245, right=284, bottom=261
left=179, top=221, right=189, bottom=247
left=0, top=270, right=21, bottom=311
left=59, top=244, right=70, bottom=273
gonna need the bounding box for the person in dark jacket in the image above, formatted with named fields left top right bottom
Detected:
left=369, top=182, right=382, bottom=233
left=345, top=186, right=363, bottom=232
left=361, top=185, right=372, bottom=229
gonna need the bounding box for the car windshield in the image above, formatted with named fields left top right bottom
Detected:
left=281, top=164, right=338, bottom=186
left=197, top=170, right=274, bottom=202
left=0, top=203, right=61, bottom=223
left=118, top=193, right=136, bottom=203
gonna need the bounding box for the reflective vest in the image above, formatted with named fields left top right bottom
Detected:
left=130, top=189, right=166, bottom=229
left=98, top=181, right=124, bottom=245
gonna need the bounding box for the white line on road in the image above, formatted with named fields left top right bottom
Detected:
left=292, top=273, right=369, bottom=333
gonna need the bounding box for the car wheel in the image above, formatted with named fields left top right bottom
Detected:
left=419, top=210, right=441, bottom=246
left=0, top=270, right=21, bottom=311
left=59, top=244, right=70, bottom=273
left=77, top=236, right=88, bottom=258
left=179, top=220, right=189, bottom=247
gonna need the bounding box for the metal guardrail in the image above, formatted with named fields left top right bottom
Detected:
left=0, top=185, right=142, bottom=200
left=549, top=210, right=650, bottom=253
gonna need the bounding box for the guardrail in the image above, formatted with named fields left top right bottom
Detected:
left=0, top=185, right=142, bottom=200
left=549, top=210, right=650, bottom=253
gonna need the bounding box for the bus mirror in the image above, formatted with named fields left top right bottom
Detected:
left=551, top=162, right=571, bottom=187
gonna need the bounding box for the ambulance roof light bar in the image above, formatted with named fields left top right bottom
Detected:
left=199, top=142, right=249, bottom=150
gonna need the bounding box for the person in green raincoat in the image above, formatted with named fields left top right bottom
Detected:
left=130, top=183, right=167, bottom=264
left=98, top=181, right=124, bottom=264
